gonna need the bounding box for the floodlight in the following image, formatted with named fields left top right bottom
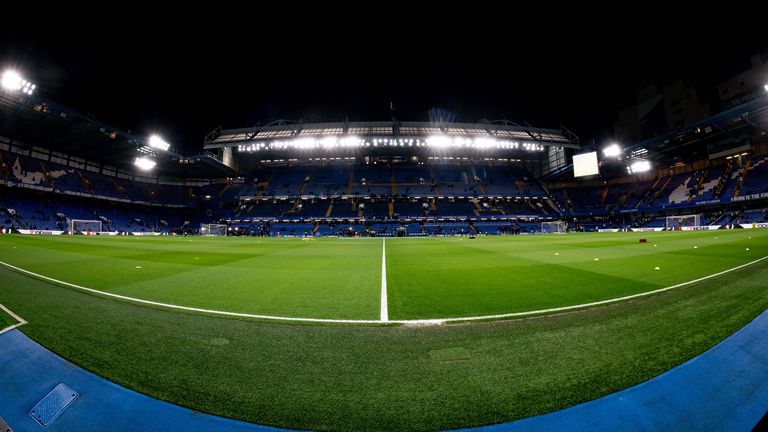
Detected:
left=764, top=83, right=768, bottom=92
left=629, top=160, right=651, bottom=173
left=339, top=136, right=361, bottom=147
left=134, top=157, right=156, bottom=171
left=21, top=81, right=35, bottom=95
left=473, top=138, right=498, bottom=149
left=1, top=70, right=22, bottom=91
left=602, top=143, right=621, bottom=157
left=1, top=70, right=36, bottom=95
left=427, top=135, right=451, bottom=148
left=293, top=138, right=316, bottom=149
left=319, top=137, right=337, bottom=148
left=148, top=135, right=170, bottom=151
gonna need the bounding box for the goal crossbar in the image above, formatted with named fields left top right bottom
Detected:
left=201, top=223, right=227, bottom=236
left=541, top=221, right=567, bottom=234
left=665, top=214, right=702, bottom=229
left=68, top=219, right=102, bottom=235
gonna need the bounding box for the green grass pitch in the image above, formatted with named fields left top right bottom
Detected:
left=0, top=229, right=765, bottom=321
left=0, top=306, right=16, bottom=329
left=1, top=229, right=767, bottom=430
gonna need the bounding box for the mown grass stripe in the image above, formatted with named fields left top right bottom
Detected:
left=2, top=255, right=766, bottom=325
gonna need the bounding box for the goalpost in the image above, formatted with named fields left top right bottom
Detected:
left=665, top=214, right=702, bottom=230
left=541, top=220, right=567, bottom=234
left=200, top=223, right=227, bottom=236
left=68, top=219, right=102, bottom=235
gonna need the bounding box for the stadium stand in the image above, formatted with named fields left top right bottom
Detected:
left=1, top=78, right=767, bottom=237
left=5, top=136, right=768, bottom=235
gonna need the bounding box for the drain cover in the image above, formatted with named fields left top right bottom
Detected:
left=29, top=383, right=78, bottom=427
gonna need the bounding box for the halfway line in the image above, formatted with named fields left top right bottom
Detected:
left=380, top=238, right=388, bottom=322
left=0, top=255, right=766, bottom=325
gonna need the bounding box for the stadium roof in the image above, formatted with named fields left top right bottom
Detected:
left=204, top=120, right=579, bottom=151
left=0, top=90, right=235, bottom=178
left=541, top=93, right=768, bottom=181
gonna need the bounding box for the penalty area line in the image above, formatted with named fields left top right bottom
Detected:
left=0, top=260, right=386, bottom=324
left=436, top=255, right=768, bottom=323
left=0, top=303, right=28, bottom=335
left=0, top=256, right=766, bottom=325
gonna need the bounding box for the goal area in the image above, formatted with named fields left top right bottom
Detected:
left=541, top=221, right=567, bottom=234
left=68, top=219, right=102, bottom=235
left=665, top=214, right=702, bottom=230
left=200, top=224, right=227, bottom=236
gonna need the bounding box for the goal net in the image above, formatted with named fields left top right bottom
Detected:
left=68, top=219, right=102, bottom=235
left=541, top=221, right=567, bottom=234
left=200, top=223, right=227, bottom=236
left=665, top=214, right=702, bottom=230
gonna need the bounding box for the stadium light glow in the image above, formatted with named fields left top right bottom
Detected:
left=602, top=143, right=621, bottom=158
left=627, top=160, right=651, bottom=174
left=1, top=70, right=21, bottom=90
left=1, top=70, right=36, bottom=95
left=148, top=135, right=170, bottom=151
left=764, top=83, right=768, bottom=92
left=235, top=136, right=545, bottom=153
left=339, top=136, right=361, bottom=147
left=474, top=138, right=499, bottom=149
left=134, top=157, right=156, bottom=171
left=427, top=135, right=452, bottom=148
left=319, top=136, right=337, bottom=148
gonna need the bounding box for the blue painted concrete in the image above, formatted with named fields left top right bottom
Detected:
left=0, top=329, right=291, bottom=432
left=461, top=310, right=768, bottom=432
left=2, top=310, right=768, bottom=431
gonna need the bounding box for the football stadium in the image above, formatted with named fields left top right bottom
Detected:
left=2, top=37, right=768, bottom=431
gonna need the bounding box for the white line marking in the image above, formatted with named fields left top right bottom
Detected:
left=0, top=256, right=766, bottom=325
left=381, top=238, right=388, bottom=322
left=0, top=303, right=28, bottom=335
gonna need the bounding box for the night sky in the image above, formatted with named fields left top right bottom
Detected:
left=2, top=18, right=767, bottom=156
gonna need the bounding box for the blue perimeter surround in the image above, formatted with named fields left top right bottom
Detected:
left=0, top=329, right=288, bottom=432
left=2, top=310, right=768, bottom=431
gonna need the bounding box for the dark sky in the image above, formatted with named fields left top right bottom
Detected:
left=2, top=17, right=767, bottom=155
